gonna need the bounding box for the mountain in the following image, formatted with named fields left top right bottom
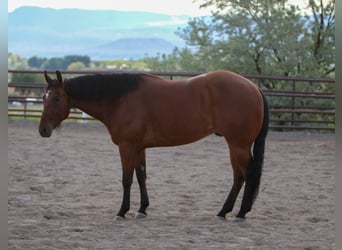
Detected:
left=8, top=7, right=190, bottom=59
left=91, top=38, right=176, bottom=59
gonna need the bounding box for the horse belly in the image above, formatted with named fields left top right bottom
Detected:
left=145, top=93, right=213, bottom=147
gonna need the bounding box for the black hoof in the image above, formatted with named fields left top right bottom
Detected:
left=216, top=215, right=226, bottom=220
left=135, top=212, right=147, bottom=219
left=114, top=215, right=125, bottom=221
left=236, top=213, right=246, bottom=219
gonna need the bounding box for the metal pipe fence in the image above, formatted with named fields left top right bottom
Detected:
left=8, top=70, right=335, bottom=131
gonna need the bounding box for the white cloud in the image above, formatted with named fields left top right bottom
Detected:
left=145, top=17, right=188, bottom=27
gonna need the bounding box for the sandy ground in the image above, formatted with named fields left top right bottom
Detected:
left=8, top=121, right=335, bottom=249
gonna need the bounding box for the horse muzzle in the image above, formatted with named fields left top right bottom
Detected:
left=39, top=126, right=53, bottom=138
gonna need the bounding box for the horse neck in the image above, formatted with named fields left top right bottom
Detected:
left=68, top=97, right=108, bottom=124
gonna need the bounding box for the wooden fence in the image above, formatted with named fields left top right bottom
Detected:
left=8, top=69, right=335, bottom=132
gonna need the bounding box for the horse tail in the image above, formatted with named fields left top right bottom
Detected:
left=250, top=89, right=269, bottom=203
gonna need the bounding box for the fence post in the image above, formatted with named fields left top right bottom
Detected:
left=81, top=112, right=88, bottom=123
left=24, top=101, right=27, bottom=120
left=291, top=80, right=296, bottom=126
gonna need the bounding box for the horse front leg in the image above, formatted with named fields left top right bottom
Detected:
left=115, top=144, right=137, bottom=220
left=115, top=167, right=134, bottom=219
left=135, top=149, right=149, bottom=218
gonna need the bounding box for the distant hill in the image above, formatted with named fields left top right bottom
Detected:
left=8, top=7, right=190, bottom=59
left=91, top=38, right=176, bottom=59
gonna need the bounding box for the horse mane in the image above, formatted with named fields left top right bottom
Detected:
left=64, top=73, right=141, bottom=101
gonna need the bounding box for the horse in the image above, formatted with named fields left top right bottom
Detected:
left=39, top=70, right=269, bottom=220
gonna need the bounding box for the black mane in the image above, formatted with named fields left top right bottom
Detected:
left=64, top=73, right=141, bottom=101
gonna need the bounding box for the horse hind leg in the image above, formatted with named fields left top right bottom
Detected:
left=236, top=159, right=262, bottom=219
left=236, top=145, right=265, bottom=219
left=236, top=89, right=268, bottom=219
left=217, top=167, right=244, bottom=218
left=217, top=144, right=252, bottom=219
left=237, top=161, right=265, bottom=219
left=116, top=145, right=149, bottom=220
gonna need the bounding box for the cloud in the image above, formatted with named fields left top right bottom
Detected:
left=145, top=17, right=188, bottom=27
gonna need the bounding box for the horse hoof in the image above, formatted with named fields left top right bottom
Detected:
left=234, top=217, right=245, bottom=223
left=114, top=215, right=125, bottom=221
left=215, top=215, right=226, bottom=220
left=135, top=212, right=147, bottom=219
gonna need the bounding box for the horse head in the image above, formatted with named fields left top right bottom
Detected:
left=39, top=71, right=70, bottom=137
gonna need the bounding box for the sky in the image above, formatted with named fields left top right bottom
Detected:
left=8, top=0, right=213, bottom=16
left=8, top=0, right=313, bottom=17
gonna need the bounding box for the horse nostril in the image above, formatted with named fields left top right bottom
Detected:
left=39, top=127, right=45, bottom=136
left=39, top=126, right=52, bottom=137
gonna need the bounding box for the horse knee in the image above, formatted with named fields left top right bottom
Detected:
left=135, top=165, right=146, bottom=182
left=122, top=175, right=133, bottom=188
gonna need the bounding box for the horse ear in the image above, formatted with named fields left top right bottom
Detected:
left=56, top=70, right=64, bottom=88
left=44, top=71, right=52, bottom=83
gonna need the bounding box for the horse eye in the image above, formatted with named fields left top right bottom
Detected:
left=54, top=97, right=60, bottom=103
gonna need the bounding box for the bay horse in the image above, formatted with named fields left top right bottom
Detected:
left=39, top=70, right=268, bottom=220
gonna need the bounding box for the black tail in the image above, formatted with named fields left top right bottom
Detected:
left=250, top=90, right=269, bottom=202
left=236, top=90, right=269, bottom=218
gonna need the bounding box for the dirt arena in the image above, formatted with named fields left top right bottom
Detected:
left=8, top=121, right=335, bottom=249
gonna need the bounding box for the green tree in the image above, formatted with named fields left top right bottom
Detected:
left=177, top=0, right=335, bottom=78
left=143, top=48, right=205, bottom=73
left=42, top=57, right=64, bottom=70
left=28, top=55, right=47, bottom=69
left=172, top=47, right=203, bottom=72
left=63, top=55, right=90, bottom=69
left=307, top=0, right=335, bottom=76
left=40, top=55, right=91, bottom=70
left=8, top=53, right=28, bottom=69
left=143, top=52, right=179, bottom=72
left=67, top=61, right=86, bottom=70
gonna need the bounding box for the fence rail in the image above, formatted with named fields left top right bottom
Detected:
left=8, top=69, right=335, bottom=131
